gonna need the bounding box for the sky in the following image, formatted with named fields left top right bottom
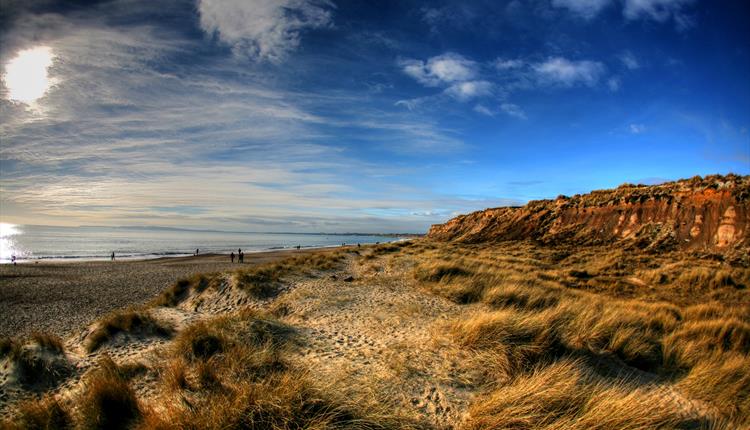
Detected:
left=0, top=0, right=748, bottom=233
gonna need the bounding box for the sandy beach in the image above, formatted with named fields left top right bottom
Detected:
left=0, top=248, right=337, bottom=339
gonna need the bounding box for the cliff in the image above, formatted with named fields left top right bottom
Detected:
left=427, top=174, right=750, bottom=252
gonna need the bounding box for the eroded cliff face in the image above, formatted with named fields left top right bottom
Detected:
left=428, top=175, right=750, bottom=252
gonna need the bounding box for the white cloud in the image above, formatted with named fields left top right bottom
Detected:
left=197, top=0, right=333, bottom=62
left=629, top=123, right=646, bottom=133
left=400, top=53, right=478, bottom=87
left=0, top=5, right=474, bottom=233
left=623, top=0, right=692, bottom=21
left=607, top=76, right=622, bottom=91
left=551, top=0, right=695, bottom=29
left=473, top=104, right=495, bottom=116
left=551, top=0, right=611, bottom=19
left=533, top=57, right=605, bottom=87
left=619, top=51, right=640, bottom=69
left=623, top=0, right=696, bottom=30
left=500, top=103, right=527, bottom=120
left=494, top=58, right=524, bottom=70
left=444, top=80, right=493, bottom=101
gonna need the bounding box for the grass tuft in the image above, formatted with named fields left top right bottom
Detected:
left=78, top=356, right=142, bottom=430
left=1, top=395, right=73, bottom=430
left=464, top=358, right=709, bottom=430
left=85, top=309, right=174, bottom=353
left=0, top=333, right=70, bottom=389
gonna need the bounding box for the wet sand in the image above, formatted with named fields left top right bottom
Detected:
left=0, top=248, right=336, bottom=338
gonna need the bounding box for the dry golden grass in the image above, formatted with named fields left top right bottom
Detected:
left=152, top=250, right=350, bottom=308
left=4, top=239, right=747, bottom=429
left=30, top=332, right=65, bottom=355
left=153, top=273, right=222, bottom=307
left=78, top=356, right=143, bottom=430
left=3, top=307, right=420, bottom=429
left=0, top=332, right=70, bottom=389
left=401, top=240, right=750, bottom=428
left=464, top=359, right=705, bottom=430
left=85, top=308, right=174, bottom=353
left=2, top=395, right=73, bottom=430
left=142, top=309, right=422, bottom=430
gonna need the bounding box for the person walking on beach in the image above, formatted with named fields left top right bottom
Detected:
left=195, top=248, right=199, bottom=256
left=230, top=252, right=235, bottom=263
left=239, top=251, right=244, bottom=263
left=111, top=252, right=115, bottom=261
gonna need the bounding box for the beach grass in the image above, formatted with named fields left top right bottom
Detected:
left=1, top=240, right=747, bottom=428
left=85, top=308, right=174, bottom=352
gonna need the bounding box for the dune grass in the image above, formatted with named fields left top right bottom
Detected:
left=0, top=332, right=69, bottom=389
left=85, top=308, right=174, bottom=352
left=153, top=250, right=352, bottom=308
left=403, top=240, right=750, bottom=428
left=3, top=308, right=420, bottom=429
left=144, top=308, right=421, bottom=429
left=463, top=358, right=704, bottom=430
left=3, top=239, right=746, bottom=428
left=2, top=395, right=73, bottom=430
left=77, top=356, right=143, bottom=430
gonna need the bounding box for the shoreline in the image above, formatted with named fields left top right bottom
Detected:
left=0, top=245, right=363, bottom=338
left=0, top=240, right=404, bottom=265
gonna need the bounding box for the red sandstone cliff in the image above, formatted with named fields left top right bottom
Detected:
left=427, top=174, right=750, bottom=252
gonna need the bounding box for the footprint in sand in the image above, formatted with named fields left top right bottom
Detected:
left=412, top=386, right=453, bottom=421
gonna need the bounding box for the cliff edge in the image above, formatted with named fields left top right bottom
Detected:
left=427, top=174, right=750, bottom=253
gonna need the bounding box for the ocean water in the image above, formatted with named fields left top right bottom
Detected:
left=0, top=224, right=401, bottom=263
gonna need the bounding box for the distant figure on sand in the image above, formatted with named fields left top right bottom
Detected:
left=230, top=252, right=235, bottom=263
left=296, top=245, right=301, bottom=250
left=239, top=251, right=244, bottom=263
left=111, top=252, right=115, bottom=261
left=195, top=248, right=199, bottom=256
left=11, top=255, right=16, bottom=265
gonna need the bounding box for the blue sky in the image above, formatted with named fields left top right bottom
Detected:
left=0, top=0, right=748, bottom=232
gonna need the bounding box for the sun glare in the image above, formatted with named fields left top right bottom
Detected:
left=0, top=223, right=22, bottom=262
left=3, top=46, right=56, bottom=104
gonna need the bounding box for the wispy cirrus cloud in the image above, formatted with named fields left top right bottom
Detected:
left=623, top=0, right=695, bottom=25
left=500, top=103, right=527, bottom=120
left=619, top=51, right=640, bottom=70
left=551, top=0, right=696, bottom=30
left=0, top=0, right=475, bottom=232
left=551, top=0, right=611, bottom=19
left=472, top=102, right=527, bottom=120
left=629, top=123, right=646, bottom=133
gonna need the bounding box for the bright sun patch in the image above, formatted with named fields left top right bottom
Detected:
left=3, top=46, right=56, bottom=104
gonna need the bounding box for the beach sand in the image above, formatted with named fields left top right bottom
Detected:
left=0, top=248, right=336, bottom=338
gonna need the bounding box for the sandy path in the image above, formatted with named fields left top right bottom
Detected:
left=274, top=258, right=480, bottom=428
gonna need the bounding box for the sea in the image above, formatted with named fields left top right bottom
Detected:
left=0, top=224, right=403, bottom=263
